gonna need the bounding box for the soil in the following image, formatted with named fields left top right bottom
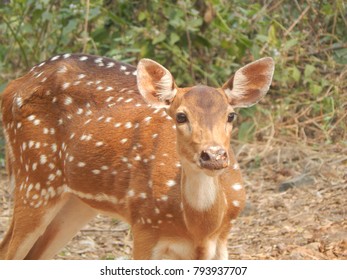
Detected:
left=0, top=141, right=346, bottom=260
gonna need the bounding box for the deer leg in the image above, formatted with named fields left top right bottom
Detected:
left=0, top=219, right=14, bottom=259
left=214, top=237, right=229, bottom=260
left=132, top=225, right=159, bottom=260
left=25, top=195, right=97, bottom=259
left=213, top=225, right=231, bottom=260
left=0, top=195, right=68, bottom=259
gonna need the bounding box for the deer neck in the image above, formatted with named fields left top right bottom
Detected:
left=180, top=161, right=226, bottom=237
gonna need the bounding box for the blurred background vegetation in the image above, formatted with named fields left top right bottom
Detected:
left=0, top=0, right=346, bottom=163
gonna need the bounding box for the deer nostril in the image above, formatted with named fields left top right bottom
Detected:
left=200, top=151, right=211, bottom=162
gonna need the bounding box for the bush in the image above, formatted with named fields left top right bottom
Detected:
left=0, top=0, right=346, bottom=152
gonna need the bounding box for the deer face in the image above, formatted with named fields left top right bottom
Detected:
left=137, top=58, right=274, bottom=175
left=169, top=85, right=235, bottom=173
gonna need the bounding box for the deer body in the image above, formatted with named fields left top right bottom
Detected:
left=0, top=54, right=274, bottom=259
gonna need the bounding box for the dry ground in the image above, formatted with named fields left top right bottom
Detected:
left=0, top=141, right=346, bottom=260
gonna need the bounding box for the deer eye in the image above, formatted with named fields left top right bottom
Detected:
left=176, top=112, right=188, bottom=123
left=227, top=112, right=237, bottom=123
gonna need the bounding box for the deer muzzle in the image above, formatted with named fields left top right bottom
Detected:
left=199, top=147, right=229, bottom=170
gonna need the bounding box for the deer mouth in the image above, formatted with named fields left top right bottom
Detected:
left=199, top=159, right=229, bottom=170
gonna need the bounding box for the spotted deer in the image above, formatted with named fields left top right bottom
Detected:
left=0, top=54, right=274, bottom=259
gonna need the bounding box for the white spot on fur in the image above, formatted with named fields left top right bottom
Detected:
left=106, top=96, right=114, bottom=103
left=31, top=162, right=37, bottom=171
left=57, top=65, right=68, bottom=73
left=77, top=74, right=86, bottom=79
left=49, top=163, right=55, bottom=170
left=40, top=155, right=47, bottom=165
left=134, top=155, right=141, bottom=161
left=48, top=174, right=56, bottom=181
left=47, top=186, right=56, bottom=198
left=144, top=116, right=152, bottom=124
left=106, top=62, right=115, bottom=68
left=33, top=119, right=41, bottom=125
left=62, top=83, right=70, bottom=90
left=232, top=183, right=243, bottom=191
left=232, top=200, right=241, bottom=207
left=51, top=143, right=57, bottom=153
left=127, top=189, right=135, bottom=197
left=16, top=96, right=23, bottom=107
left=64, top=96, right=73, bottom=105
left=27, top=115, right=36, bottom=121
left=161, top=195, right=168, bottom=201
left=125, top=122, right=132, bottom=129
left=28, top=141, right=34, bottom=148
left=166, top=180, right=176, bottom=188
left=80, top=134, right=92, bottom=141
left=139, top=192, right=147, bottom=199
left=95, top=141, right=104, bottom=147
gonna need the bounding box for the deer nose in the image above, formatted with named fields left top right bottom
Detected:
left=199, top=147, right=229, bottom=170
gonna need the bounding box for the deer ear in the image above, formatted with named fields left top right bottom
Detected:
left=222, top=57, right=275, bottom=108
left=137, top=59, right=177, bottom=108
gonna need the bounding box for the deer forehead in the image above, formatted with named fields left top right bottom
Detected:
left=176, top=86, right=232, bottom=127
left=180, top=86, right=229, bottom=112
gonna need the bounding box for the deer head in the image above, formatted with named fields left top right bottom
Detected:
left=137, top=58, right=274, bottom=176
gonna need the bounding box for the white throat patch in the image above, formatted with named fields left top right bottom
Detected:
left=183, top=170, right=218, bottom=211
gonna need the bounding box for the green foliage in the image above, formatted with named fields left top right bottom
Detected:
left=0, top=0, right=346, bottom=146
